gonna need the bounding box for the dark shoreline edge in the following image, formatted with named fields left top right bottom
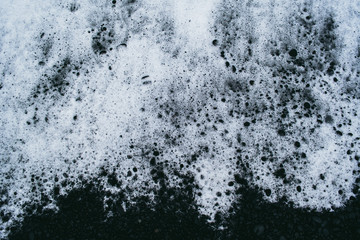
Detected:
left=7, top=176, right=360, bottom=240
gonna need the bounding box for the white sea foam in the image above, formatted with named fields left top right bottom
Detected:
left=0, top=0, right=359, bottom=238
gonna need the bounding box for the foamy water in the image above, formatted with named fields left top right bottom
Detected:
left=0, top=0, right=359, bottom=238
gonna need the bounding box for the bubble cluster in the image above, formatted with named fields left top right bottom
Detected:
left=208, top=0, right=360, bottom=210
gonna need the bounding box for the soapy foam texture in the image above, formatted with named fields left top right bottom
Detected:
left=0, top=0, right=360, bottom=238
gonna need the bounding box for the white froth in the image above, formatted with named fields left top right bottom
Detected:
left=0, top=0, right=359, bottom=238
